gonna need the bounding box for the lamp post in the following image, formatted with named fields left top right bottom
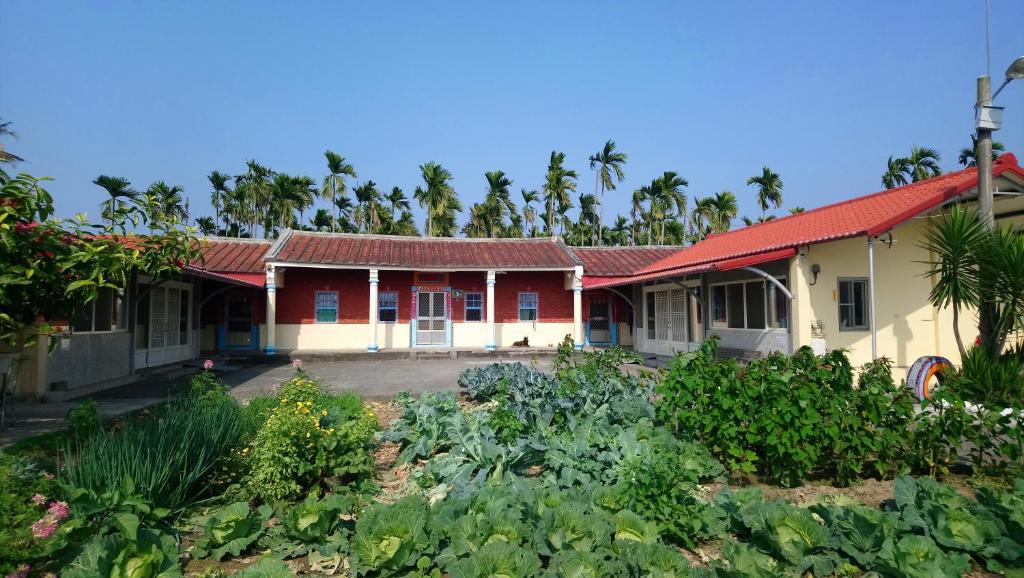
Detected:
left=974, top=56, right=1024, bottom=352
left=976, top=56, right=1024, bottom=229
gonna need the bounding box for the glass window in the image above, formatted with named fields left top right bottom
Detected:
left=378, top=291, right=398, bottom=322
left=767, top=278, right=789, bottom=329
left=838, top=278, right=869, bottom=330
left=72, top=287, right=124, bottom=332
left=646, top=292, right=656, bottom=340
left=671, top=289, right=687, bottom=342
left=464, top=292, right=483, bottom=322
left=711, top=285, right=727, bottom=326
left=136, top=289, right=150, bottom=349
left=315, top=291, right=338, bottom=323
left=745, top=281, right=766, bottom=330
left=518, top=292, right=538, bottom=321
left=726, top=284, right=745, bottom=329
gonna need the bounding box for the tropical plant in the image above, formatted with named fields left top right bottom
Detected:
left=193, top=502, right=272, bottom=561
left=93, top=175, right=137, bottom=226
left=207, top=170, right=232, bottom=233
left=588, top=140, right=627, bottom=245
left=746, top=166, right=783, bottom=221
left=353, top=180, right=383, bottom=234
left=883, top=147, right=942, bottom=188
left=542, top=151, right=577, bottom=236
left=321, top=150, right=357, bottom=233
left=195, top=216, right=217, bottom=235
left=959, top=137, right=1005, bottom=167
left=415, top=162, right=461, bottom=237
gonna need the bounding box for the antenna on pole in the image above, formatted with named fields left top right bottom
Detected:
left=985, top=0, right=991, bottom=76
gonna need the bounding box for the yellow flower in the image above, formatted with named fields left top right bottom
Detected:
left=306, top=432, right=311, bottom=438
left=321, top=410, right=328, bottom=416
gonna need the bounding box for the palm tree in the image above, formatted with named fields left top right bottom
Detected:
left=608, top=215, right=630, bottom=246
left=93, top=175, right=136, bottom=226
left=269, top=173, right=301, bottom=232
left=576, top=193, right=599, bottom=246
left=146, top=181, right=185, bottom=227
left=882, top=156, right=910, bottom=189
left=483, top=170, right=515, bottom=238
left=706, top=191, right=738, bottom=234
left=588, top=140, right=627, bottom=245
left=521, top=189, right=540, bottom=237
left=789, top=207, right=805, bottom=214
left=195, top=216, right=217, bottom=236
left=391, top=210, right=419, bottom=236
left=742, top=215, right=776, bottom=226
left=207, top=171, right=232, bottom=233
left=905, top=146, right=943, bottom=182
left=653, top=171, right=687, bottom=244
left=292, top=175, right=317, bottom=225
left=353, top=181, right=383, bottom=234
left=958, top=137, right=1005, bottom=167
left=689, top=197, right=713, bottom=242
left=462, top=203, right=490, bottom=238
left=747, top=166, right=783, bottom=221
left=630, top=188, right=648, bottom=245
left=414, top=162, right=460, bottom=237
left=387, top=187, right=410, bottom=215
left=333, top=195, right=356, bottom=233
left=542, top=151, right=577, bottom=236
left=321, top=151, right=357, bottom=233
left=310, top=208, right=333, bottom=232
left=236, top=160, right=274, bottom=238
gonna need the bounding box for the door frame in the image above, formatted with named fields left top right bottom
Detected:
left=585, top=295, right=615, bottom=346
left=217, top=297, right=259, bottom=352
left=410, top=286, right=452, bottom=348
left=639, top=280, right=702, bottom=356
left=134, top=279, right=194, bottom=368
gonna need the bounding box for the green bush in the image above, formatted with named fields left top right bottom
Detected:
left=62, top=395, right=245, bottom=511
left=67, top=398, right=102, bottom=440
left=656, top=338, right=917, bottom=486
left=243, top=373, right=377, bottom=502
left=952, top=344, right=1024, bottom=408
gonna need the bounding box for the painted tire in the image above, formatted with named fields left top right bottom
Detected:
left=906, top=356, right=954, bottom=400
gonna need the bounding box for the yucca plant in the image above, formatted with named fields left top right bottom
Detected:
left=62, top=395, right=244, bottom=512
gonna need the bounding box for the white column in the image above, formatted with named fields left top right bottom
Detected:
left=572, top=265, right=584, bottom=351
left=368, top=269, right=379, bottom=352
left=486, top=270, right=496, bottom=351
left=264, top=266, right=277, bottom=355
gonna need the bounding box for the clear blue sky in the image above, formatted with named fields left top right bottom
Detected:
left=3, top=0, right=1023, bottom=230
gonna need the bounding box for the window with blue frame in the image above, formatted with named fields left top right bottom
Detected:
left=464, top=292, right=483, bottom=322
left=518, top=292, right=538, bottom=321
left=315, top=291, right=338, bottom=323
left=379, top=291, right=398, bottom=322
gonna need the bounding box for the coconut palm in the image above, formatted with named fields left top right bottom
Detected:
left=607, top=215, right=630, bottom=246
left=542, top=151, right=577, bottom=235
left=958, top=138, right=1005, bottom=167
left=387, top=186, right=410, bottom=216
left=333, top=195, right=356, bottom=233
left=268, top=173, right=301, bottom=231
left=391, top=210, right=419, bottom=236
left=93, top=175, right=137, bottom=226
left=705, top=191, right=738, bottom=234
left=789, top=207, right=805, bottom=214
left=292, top=176, right=317, bottom=225
left=236, top=160, right=274, bottom=238
left=207, top=171, right=232, bottom=233
left=521, top=189, right=540, bottom=237
left=321, top=151, right=357, bottom=233
left=747, top=166, right=783, bottom=221
left=414, top=162, right=461, bottom=237
left=588, top=140, right=627, bottom=245
left=462, top=203, right=491, bottom=238
left=576, top=193, right=599, bottom=246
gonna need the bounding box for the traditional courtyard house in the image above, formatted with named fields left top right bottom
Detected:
left=259, top=233, right=586, bottom=353
left=593, top=153, right=1024, bottom=369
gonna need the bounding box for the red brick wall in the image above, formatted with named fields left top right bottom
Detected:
left=583, top=289, right=630, bottom=323
left=274, top=268, right=573, bottom=325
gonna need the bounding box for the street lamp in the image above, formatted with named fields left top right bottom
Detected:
left=976, top=56, right=1024, bottom=229
left=974, top=56, right=1023, bottom=354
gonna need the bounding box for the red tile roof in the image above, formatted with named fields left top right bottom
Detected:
left=639, top=153, right=1024, bottom=276
left=573, top=246, right=684, bottom=277
left=197, top=238, right=272, bottom=273
left=583, top=248, right=797, bottom=289
left=270, top=232, right=581, bottom=270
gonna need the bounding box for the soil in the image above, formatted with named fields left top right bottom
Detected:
left=720, top=473, right=976, bottom=508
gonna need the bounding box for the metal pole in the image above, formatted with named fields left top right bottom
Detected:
left=977, top=75, right=995, bottom=230
left=868, top=236, right=878, bottom=361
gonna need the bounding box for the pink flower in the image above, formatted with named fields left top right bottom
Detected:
left=202, top=359, right=214, bottom=371
left=47, top=501, right=69, bottom=520
left=5, top=564, right=30, bottom=578
left=30, top=493, right=47, bottom=505
left=291, top=358, right=303, bottom=370
left=31, top=517, right=57, bottom=538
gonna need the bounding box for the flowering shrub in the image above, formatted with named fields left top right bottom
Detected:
left=243, top=372, right=377, bottom=501
left=0, top=455, right=59, bottom=575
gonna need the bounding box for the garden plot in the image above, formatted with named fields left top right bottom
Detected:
left=3, top=342, right=1024, bottom=577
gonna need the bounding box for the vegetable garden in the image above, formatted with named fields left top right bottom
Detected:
left=3, top=340, right=1024, bottom=578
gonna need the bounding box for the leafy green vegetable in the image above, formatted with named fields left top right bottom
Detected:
left=193, top=502, right=271, bottom=561
left=446, top=542, right=542, bottom=578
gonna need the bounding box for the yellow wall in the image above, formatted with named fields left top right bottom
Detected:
left=790, top=218, right=975, bottom=369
